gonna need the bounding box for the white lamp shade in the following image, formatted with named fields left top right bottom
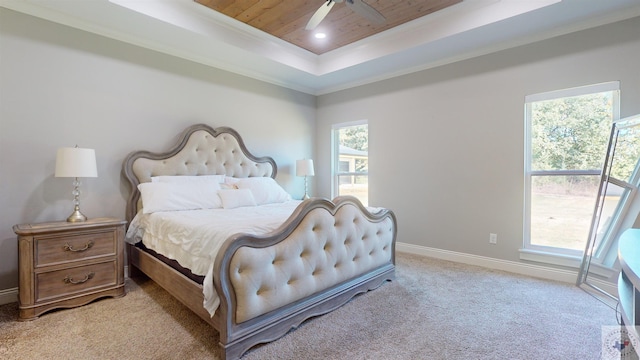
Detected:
left=55, top=147, right=98, bottom=178
left=296, top=159, right=315, bottom=177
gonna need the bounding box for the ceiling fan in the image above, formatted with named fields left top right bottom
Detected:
left=305, top=0, right=386, bottom=31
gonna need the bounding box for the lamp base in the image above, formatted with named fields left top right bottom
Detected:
left=66, top=208, right=88, bottom=223
left=302, top=176, right=310, bottom=200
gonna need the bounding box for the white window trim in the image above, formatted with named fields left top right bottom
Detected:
left=524, top=81, right=620, bottom=103
left=522, top=82, right=620, bottom=265
left=331, top=120, right=368, bottom=200
left=518, top=248, right=618, bottom=278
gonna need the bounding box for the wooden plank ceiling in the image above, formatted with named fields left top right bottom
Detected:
left=195, top=0, right=462, bottom=55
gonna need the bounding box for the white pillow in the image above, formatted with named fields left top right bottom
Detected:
left=220, top=183, right=238, bottom=190
left=151, top=175, right=226, bottom=184
left=218, top=189, right=257, bottom=209
left=235, top=177, right=291, bottom=205
left=138, top=181, right=222, bottom=214
left=224, top=176, right=240, bottom=185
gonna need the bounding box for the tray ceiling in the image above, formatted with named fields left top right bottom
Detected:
left=2, top=0, right=640, bottom=95
left=195, top=0, right=462, bottom=54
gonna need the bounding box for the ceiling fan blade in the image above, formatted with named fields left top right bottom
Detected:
left=346, top=0, right=386, bottom=25
left=305, top=0, right=335, bottom=30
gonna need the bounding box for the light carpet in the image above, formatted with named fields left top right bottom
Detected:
left=0, top=253, right=617, bottom=359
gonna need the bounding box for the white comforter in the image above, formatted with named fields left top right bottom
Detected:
left=125, top=200, right=303, bottom=316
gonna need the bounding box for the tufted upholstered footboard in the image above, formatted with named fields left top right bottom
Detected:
left=214, top=196, right=396, bottom=358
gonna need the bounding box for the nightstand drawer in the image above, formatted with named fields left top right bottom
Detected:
left=35, top=261, right=117, bottom=302
left=35, top=230, right=116, bottom=267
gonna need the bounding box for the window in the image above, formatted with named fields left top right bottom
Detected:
left=584, top=114, right=640, bottom=264
left=332, top=121, right=368, bottom=206
left=524, top=82, right=619, bottom=257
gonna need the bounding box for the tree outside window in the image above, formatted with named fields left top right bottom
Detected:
left=525, top=84, right=619, bottom=254
left=333, top=123, right=368, bottom=206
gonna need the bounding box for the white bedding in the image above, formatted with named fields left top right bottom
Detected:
left=125, top=200, right=303, bottom=316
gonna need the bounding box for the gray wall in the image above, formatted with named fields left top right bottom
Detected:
left=316, top=17, right=640, bottom=262
left=0, top=9, right=316, bottom=291
left=1, top=7, right=639, bottom=294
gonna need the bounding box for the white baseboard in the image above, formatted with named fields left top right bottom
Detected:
left=0, top=287, right=18, bottom=306
left=396, top=242, right=618, bottom=296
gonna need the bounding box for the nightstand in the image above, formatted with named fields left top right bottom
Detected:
left=13, top=217, right=127, bottom=320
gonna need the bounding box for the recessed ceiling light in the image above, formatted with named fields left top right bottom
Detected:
left=314, top=33, right=327, bottom=39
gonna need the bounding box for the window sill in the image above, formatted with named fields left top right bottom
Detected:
left=519, top=248, right=617, bottom=278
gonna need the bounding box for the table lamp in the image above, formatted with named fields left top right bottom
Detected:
left=55, top=146, right=98, bottom=222
left=296, top=159, right=315, bottom=200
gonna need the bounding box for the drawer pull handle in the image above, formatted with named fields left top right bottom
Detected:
left=63, top=272, right=95, bottom=284
left=63, top=241, right=94, bottom=252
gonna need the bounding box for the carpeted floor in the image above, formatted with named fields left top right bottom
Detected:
left=0, top=253, right=617, bottom=359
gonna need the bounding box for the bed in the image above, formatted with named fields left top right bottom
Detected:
left=122, top=124, right=397, bottom=359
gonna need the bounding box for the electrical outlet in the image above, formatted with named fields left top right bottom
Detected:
left=489, top=233, right=497, bottom=244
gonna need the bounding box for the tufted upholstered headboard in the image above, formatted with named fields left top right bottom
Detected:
left=122, top=124, right=277, bottom=223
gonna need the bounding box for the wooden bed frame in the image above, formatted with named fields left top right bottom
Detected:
left=122, top=124, right=397, bottom=359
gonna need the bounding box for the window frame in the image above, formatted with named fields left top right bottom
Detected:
left=523, top=82, right=620, bottom=261
left=331, top=120, right=369, bottom=203
left=585, top=115, right=640, bottom=262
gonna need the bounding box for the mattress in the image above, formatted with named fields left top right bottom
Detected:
left=125, top=200, right=303, bottom=316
